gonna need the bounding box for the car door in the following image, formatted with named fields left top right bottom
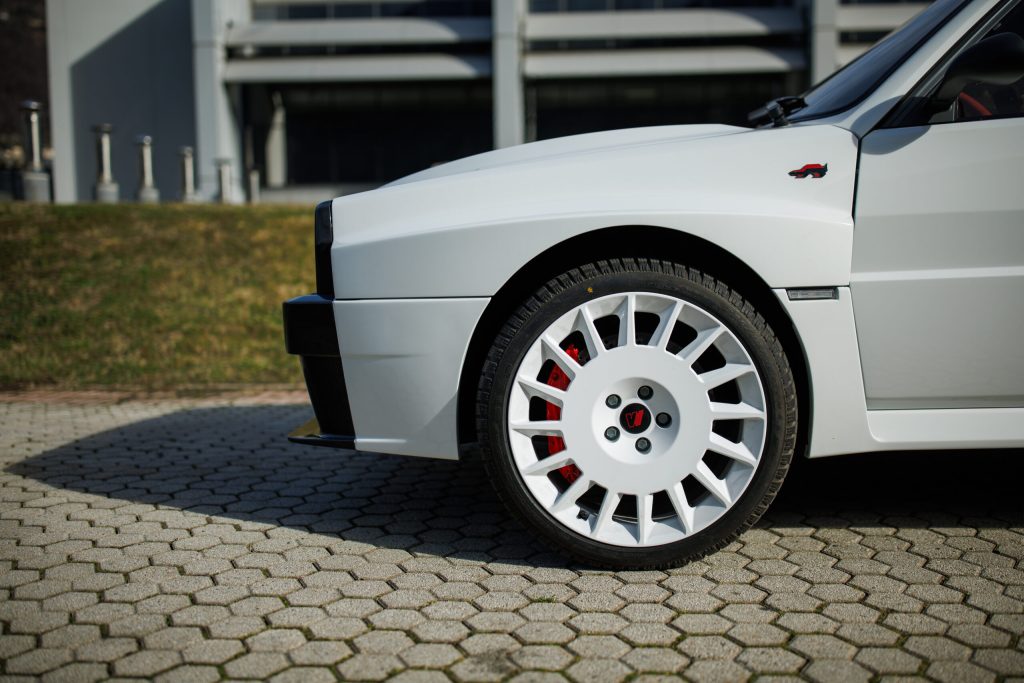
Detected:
left=851, top=0, right=1024, bottom=409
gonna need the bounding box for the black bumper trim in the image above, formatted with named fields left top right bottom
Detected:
left=283, top=294, right=356, bottom=444
left=315, top=200, right=335, bottom=299
left=283, top=294, right=340, bottom=357
left=288, top=417, right=355, bottom=450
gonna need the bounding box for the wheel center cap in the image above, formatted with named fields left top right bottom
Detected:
left=619, top=403, right=651, bottom=434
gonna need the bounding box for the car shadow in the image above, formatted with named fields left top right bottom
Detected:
left=7, top=404, right=1023, bottom=566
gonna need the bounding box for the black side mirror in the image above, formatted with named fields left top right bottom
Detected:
left=933, top=32, right=1024, bottom=108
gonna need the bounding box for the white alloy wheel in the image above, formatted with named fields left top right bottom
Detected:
left=477, top=259, right=796, bottom=568
left=507, top=291, right=767, bottom=547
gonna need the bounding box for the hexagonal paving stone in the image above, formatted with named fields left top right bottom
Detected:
left=400, top=643, right=463, bottom=668
left=790, top=634, right=858, bottom=660
left=247, top=628, right=308, bottom=652
left=804, top=659, right=873, bottom=683
left=467, top=611, right=527, bottom=633
left=855, top=647, right=923, bottom=674
left=686, top=659, right=752, bottom=683
left=568, top=612, right=628, bottom=634
left=972, top=648, right=1024, bottom=676
left=515, top=622, right=576, bottom=645
left=413, top=619, right=471, bottom=644
left=567, top=635, right=630, bottom=659
left=5, top=648, right=73, bottom=675
left=143, top=626, right=205, bottom=650
left=618, top=623, right=679, bottom=647
left=354, top=630, right=416, bottom=655
left=566, top=658, right=632, bottom=683
left=342, top=655, right=409, bottom=679
left=519, top=602, right=576, bottom=623
left=677, top=636, right=741, bottom=661
left=927, top=660, right=999, bottom=683
left=182, top=638, right=245, bottom=665
left=671, top=613, right=733, bottom=635
left=460, top=633, right=522, bottom=656
left=622, top=647, right=689, bottom=673
left=737, top=646, right=806, bottom=674
left=113, top=650, right=183, bottom=677
left=727, top=623, right=789, bottom=646
left=268, top=667, right=338, bottom=683
left=511, top=645, right=575, bottom=671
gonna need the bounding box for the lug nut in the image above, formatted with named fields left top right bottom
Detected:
left=656, top=412, right=672, bottom=428
left=604, top=427, right=620, bottom=441
left=636, top=437, right=651, bottom=453
left=638, top=385, right=653, bottom=400
left=605, top=394, right=621, bottom=408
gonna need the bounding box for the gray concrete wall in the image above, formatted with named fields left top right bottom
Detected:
left=47, top=0, right=195, bottom=203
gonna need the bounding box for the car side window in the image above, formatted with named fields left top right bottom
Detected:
left=926, top=3, right=1024, bottom=124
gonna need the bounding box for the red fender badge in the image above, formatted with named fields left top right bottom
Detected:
left=789, top=163, right=828, bottom=179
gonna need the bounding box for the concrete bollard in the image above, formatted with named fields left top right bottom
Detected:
left=93, top=123, right=119, bottom=203
left=216, top=158, right=232, bottom=204
left=247, top=168, right=260, bottom=204
left=20, top=101, right=51, bottom=203
left=179, top=147, right=198, bottom=203
left=136, top=135, right=160, bottom=204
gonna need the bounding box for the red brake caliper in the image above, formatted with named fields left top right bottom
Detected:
left=546, top=344, right=584, bottom=484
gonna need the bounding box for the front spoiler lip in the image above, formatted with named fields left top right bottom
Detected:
left=288, top=416, right=356, bottom=450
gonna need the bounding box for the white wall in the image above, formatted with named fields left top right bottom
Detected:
left=47, top=0, right=196, bottom=202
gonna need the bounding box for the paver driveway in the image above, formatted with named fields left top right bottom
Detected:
left=1, top=396, right=1022, bottom=683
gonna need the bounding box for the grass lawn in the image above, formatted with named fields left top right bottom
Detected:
left=0, top=203, right=315, bottom=391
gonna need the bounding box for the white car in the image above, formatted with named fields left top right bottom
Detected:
left=284, top=0, right=1024, bottom=568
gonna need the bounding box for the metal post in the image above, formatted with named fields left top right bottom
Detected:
left=216, top=158, right=232, bottom=204
left=20, top=101, right=50, bottom=203
left=93, top=123, right=119, bottom=203
left=247, top=168, right=260, bottom=204
left=136, top=136, right=160, bottom=204
left=180, top=147, right=198, bottom=202
left=492, top=0, right=526, bottom=148
left=266, top=92, right=287, bottom=188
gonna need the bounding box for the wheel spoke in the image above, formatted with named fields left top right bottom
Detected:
left=510, top=420, right=562, bottom=437
left=517, top=377, right=566, bottom=407
left=636, top=494, right=654, bottom=544
left=652, top=300, right=684, bottom=351
left=707, top=434, right=757, bottom=467
left=541, top=335, right=578, bottom=380
left=710, top=401, right=765, bottom=421
left=575, top=306, right=604, bottom=360
left=591, top=490, right=621, bottom=538
left=694, top=461, right=732, bottom=506
left=616, top=294, right=637, bottom=348
left=667, top=482, right=695, bottom=534
left=679, top=325, right=724, bottom=364
left=698, top=363, right=754, bottom=389
left=522, top=452, right=575, bottom=476
left=550, top=476, right=592, bottom=515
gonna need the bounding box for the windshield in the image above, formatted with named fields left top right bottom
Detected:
left=791, top=0, right=972, bottom=121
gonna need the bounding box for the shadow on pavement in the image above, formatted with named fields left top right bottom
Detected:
left=8, top=404, right=1024, bottom=564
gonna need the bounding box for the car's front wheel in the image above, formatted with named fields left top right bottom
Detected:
left=476, top=258, right=797, bottom=568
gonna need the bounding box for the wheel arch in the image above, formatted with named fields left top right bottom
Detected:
left=456, top=224, right=812, bottom=457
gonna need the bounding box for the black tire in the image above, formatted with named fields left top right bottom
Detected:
left=476, top=258, right=797, bottom=569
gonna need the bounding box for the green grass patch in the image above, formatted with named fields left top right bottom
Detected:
left=0, top=203, right=315, bottom=390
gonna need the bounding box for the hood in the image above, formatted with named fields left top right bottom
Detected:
left=387, top=124, right=745, bottom=187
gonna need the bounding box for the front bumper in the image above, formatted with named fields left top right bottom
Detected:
left=283, top=294, right=355, bottom=449
left=286, top=295, right=489, bottom=459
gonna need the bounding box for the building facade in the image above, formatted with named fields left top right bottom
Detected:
left=46, top=0, right=928, bottom=203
